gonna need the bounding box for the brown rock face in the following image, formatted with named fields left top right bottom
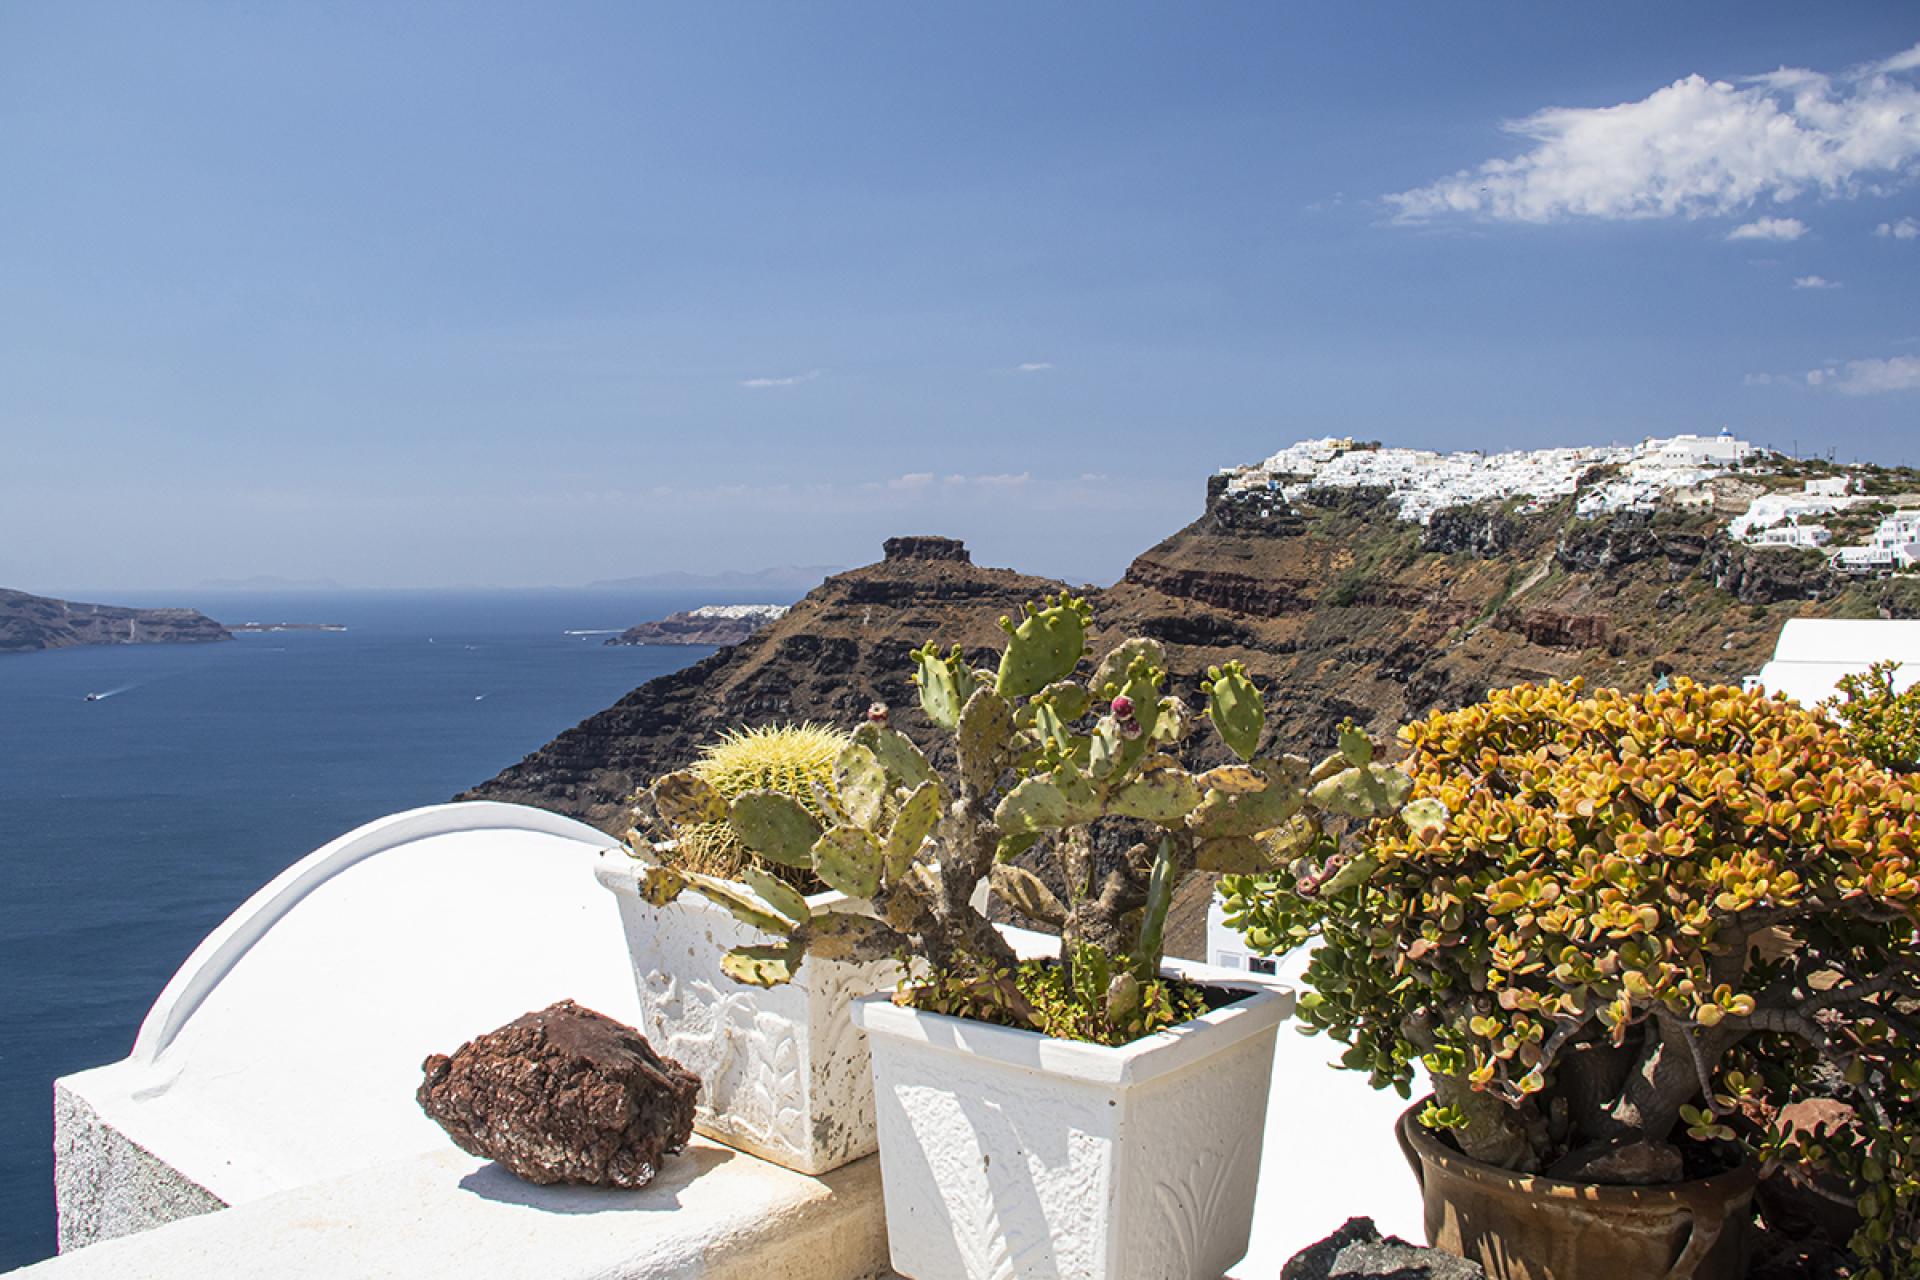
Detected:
left=461, top=539, right=1064, bottom=833
left=417, top=1000, right=699, bottom=1188
left=883, top=535, right=972, bottom=563
left=461, top=488, right=1920, bottom=958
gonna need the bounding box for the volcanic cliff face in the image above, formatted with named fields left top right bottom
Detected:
left=1096, top=484, right=1915, bottom=763
left=462, top=537, right=1069, bottom=831
left=0, top=589, right=232, bottom=654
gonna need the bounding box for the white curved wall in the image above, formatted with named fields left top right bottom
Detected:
left=60, top=802, right=633, bottom=1217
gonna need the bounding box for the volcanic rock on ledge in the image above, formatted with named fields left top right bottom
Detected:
left=1282, top=1216, right=1486, bottom=1279
left=417, top=999, right=699, bottom=1188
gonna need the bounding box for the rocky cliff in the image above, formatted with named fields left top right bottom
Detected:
left=0, top=589, right=232, bottom=653
left=604, top=605, right=788, bottom=649
left=464, top=537, right=1068, bottom=829
left=465, top=487, right=1919, bottom=955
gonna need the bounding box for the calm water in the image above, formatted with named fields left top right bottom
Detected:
left=0, top=590, right=740, bottom=1268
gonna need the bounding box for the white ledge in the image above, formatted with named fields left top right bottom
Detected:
left=13, top=1141, right=890, bottom=1280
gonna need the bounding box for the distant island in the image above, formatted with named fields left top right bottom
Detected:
left=604, top=604, right=789, bottom=647
left=0, top=588, right=231, bottom=654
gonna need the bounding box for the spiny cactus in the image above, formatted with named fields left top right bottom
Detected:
left=640, top=722, right=851, bottom=886
left=632, top=595, right=1426, bottom=1045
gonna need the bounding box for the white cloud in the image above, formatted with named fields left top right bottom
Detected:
left=1014, top=361, right=1055, bottom=373
left=1388, top=43, right=1920, bottom=224
left=1727, top=217, right=1807, bottom=241
left=739, top=368, right=824, bottom=389
left=1877, top=216, right=1920, bottom=239
left=1821, top=355, right=1920, bottom=395
left=1792, top=274, right=1841, bottom=289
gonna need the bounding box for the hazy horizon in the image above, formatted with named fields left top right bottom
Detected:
left=5, top=5, right=1918, bottom=592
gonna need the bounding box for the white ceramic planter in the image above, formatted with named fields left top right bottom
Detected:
left=594, top=850, right=897, bottom=1175
left=849, top=926, right=1292, bottom=1280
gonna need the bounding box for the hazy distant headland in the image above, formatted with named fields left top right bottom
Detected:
left=585, top=565, right=841, bottom=593
left=0, top=588, right=231, bottom=654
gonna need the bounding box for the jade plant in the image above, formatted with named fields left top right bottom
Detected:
left=1826, top=659, right=1920, bottom=776
left=628, top=594, right=1418, bottom=1044
left=1221, top=678, right=1920, bottom=1276
left=639, top=722, right=851, bottom=886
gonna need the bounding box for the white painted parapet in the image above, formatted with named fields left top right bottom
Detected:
left=53, top=801, right=637, bottom=1250
left=18, top=1140, right=891, bottom=1280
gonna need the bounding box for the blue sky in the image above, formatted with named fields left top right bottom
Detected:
left=3, top=4, right=1917, bottom=591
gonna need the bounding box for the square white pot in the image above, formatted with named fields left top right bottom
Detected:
left=849, top=926, right=1292, bottom=1280
left=594, top=850, right=897, bottom=1175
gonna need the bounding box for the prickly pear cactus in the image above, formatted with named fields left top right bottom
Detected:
left=624, top=597, right=1432, bottom=1048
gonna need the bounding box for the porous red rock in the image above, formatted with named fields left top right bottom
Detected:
left=417, top=999, right=699, bottom=1188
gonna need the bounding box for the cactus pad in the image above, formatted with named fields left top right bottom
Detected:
left=728, top=791, right=824, bottom=868
left=812, top=825, right=883, bottom=899
left=1203, top=662, right=1266, bottom=761
left=993, top=593, right=1093, bottom=699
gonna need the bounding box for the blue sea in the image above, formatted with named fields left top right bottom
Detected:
left=0, top=590, right=743, bottom=1269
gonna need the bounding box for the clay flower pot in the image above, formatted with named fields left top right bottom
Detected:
left=594, top=851, right=896, bottom=1175
left=849, top=927, right=1292, bottom=1280
left=1395, top=1101, right=1757, bottom=1280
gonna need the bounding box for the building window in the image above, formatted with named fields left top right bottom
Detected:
left=1248, top=956, right=1277, bottom=975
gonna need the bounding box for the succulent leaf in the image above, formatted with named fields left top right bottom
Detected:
left=957, top=686, right=1015, bottom=794
left=990, top=863, right=1068, bottom=926
left=742, top=866, right=811, bottom=927
left=852, top=721, right=937, bottom=793
left=1111, top=762, right=1204, bottom=826
left=885, top=780, right=942, bottom=878
left=680, top=871, right=798, bottom=935
left=801, top=911, right=903, bottom=963
left=1204, top=661, right=1266, bottom=761
left=1196, top=835, right=1269, bottom=874
left=721, top=940, right=804, bottom=987
left=833, top=743, right=890, bottom=829
left=1090, top=637, right=1167, bottom=703
left=812, top=824, right=883, bottom=899
left=1337, top=720, right=1375, bottom=767
left=728, top=791, right=824, bottom=868
left=912, top=642, right=979, bottom=731
left=652, top=770, right=729, bottom=826
left=994, top=593, right=1093, bottom=699
left=638, top=864, right=687, bottom=907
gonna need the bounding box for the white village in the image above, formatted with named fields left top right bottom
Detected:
left=1218, top=432, right=1920, bottom=571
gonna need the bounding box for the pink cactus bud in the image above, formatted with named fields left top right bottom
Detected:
left=866, top=702, right=889, bottom=724
left=1110, top=694, right=1135, bottom=719
left=1119, top=716, right=1144, bottom=740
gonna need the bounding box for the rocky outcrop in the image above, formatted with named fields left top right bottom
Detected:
left=1423, top=504, right=1517, bottom=558
left=462, top=540, right=1068, bottom=833
left=605, top=606, right=787, bottom=648
left=417, top=1000, right=699, bottom=1188
left=0, top=589, right=231, bottom=654
left=1705, top=538, right=1841, bottom=605
left=1282, top=1216, right=1486, bottom=1279
left=883, top=535, right=972, bottom=563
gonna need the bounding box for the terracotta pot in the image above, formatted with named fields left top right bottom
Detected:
left=1396, top=1101, right=1757, bottom=1280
